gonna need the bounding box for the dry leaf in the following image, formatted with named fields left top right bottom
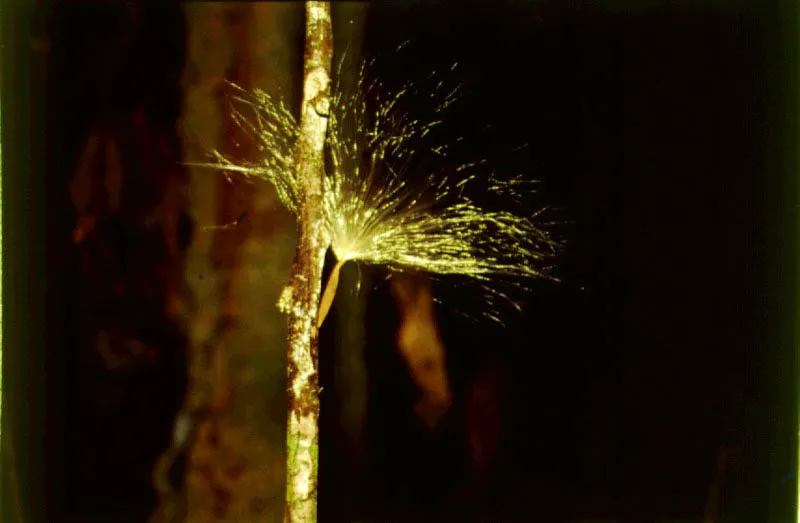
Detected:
left=390, top=272, right=452, bottom=427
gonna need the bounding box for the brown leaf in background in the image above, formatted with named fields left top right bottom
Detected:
left=390, top=272, right=452, bottom=428
left=390, top=272, right=503, bottom=478
left=69, top=107, right=190, bottom=371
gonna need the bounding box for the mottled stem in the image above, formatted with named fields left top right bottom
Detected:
left=279, top=2, right=332, bottom=523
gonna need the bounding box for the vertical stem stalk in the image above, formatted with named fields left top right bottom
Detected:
left=281, top=2, right=332, bottom=522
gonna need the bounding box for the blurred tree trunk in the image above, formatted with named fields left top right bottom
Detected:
left=167, top=3, right=301, bottom=522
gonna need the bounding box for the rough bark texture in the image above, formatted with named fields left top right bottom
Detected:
left=279, top=3, right=332, bottom=522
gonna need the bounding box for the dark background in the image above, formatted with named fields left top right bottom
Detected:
left=2, top=1, right=797, bottom=522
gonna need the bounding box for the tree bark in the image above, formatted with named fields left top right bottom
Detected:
left=281, top=3, right=332, bottom=522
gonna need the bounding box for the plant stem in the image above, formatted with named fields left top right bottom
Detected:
left=280, top=2, right=332, bottom=522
